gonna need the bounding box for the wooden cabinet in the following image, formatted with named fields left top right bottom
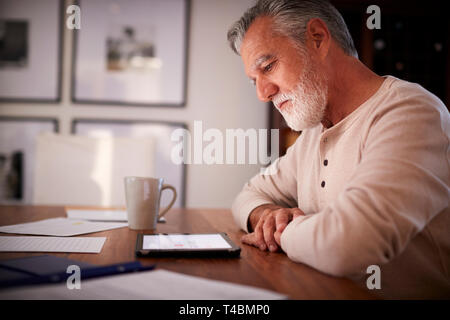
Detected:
left=269, top=0, right=449, bottom=156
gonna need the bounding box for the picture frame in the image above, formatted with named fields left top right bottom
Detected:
left=0, top=0, right=62, bottom=102
left=72, top=0, right=189, bottom=107
left=0, top=117, right=59, bottom=204
left=72, top=119, right=187, bottom=208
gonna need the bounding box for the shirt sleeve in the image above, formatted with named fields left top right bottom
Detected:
left=281, top=89, right=450, bottom=277
left=231, top=136, right=301, bottom=232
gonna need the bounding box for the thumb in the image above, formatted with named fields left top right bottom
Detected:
left=241, top=232, right=256, bottom=246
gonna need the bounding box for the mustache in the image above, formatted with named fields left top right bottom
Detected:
left=272, top=93, right=293, bottom=109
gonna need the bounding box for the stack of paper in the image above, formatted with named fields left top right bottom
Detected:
left=0, top=216, right=125, bottom=253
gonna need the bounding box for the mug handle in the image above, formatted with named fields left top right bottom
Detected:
left=158, top=184, right=177, bottom=219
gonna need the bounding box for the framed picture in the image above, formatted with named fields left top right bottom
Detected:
left=0, top=117, right=58, bottom=204
left=72, top=0, right=189, bottom=107
left=72, top=119, right=187, bottom=208
left=0, top=0, right=62, bottom=102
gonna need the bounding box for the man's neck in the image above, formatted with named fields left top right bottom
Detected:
left=322, top=56, right=385, bottom=128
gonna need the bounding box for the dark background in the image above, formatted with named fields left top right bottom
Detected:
left=271, top=0, right=449, bottom=155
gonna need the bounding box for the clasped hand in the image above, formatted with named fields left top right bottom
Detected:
left=241, top=205, right=304, bottom=252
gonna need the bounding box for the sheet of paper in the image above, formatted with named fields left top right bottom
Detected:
left=66, top=209, right=128, bottom=222
left=65, top=209, right=166, bottom=223
left=0, top=218, right=127, bottom=236
left=0, top=269, right=286, bottom=300
left=0, top=236, right=106, bottom=253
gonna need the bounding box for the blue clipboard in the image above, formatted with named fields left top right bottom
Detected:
left=0, top=255, right=154, bottom=289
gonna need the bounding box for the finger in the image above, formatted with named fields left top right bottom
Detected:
left=253, top=218, right=267, bottom=251
left=262, top=216, right=278, bottom=252
left=242, top=232, right=266, bottom=251
left=274, top=230, right=282, bottom=247
left=241, top=233, right=258, bottom=247
left=275, top=212, right=290, bottom=234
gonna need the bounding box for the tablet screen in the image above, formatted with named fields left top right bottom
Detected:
left=142, top=234, right=232, bottom=250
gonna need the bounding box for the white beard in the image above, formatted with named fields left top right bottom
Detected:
left=273, top=60, right=328, bottom=131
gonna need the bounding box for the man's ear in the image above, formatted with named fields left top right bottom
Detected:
left=305, top=18, right=331, bottom=59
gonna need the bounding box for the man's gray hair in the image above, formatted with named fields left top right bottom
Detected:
left=227, top=0, right=358, bottom=58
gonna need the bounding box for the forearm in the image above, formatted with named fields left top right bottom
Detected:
left=280, top=162, right=449, bottom=277
left=232, top=142, right=300, bottom=233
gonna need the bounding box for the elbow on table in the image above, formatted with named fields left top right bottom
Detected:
left=316, top=252, right=367, bottom=278
left=284, top=240, right=389, bottom=278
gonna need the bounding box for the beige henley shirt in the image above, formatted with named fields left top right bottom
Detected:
left=232, top=76, right=450, bottom=298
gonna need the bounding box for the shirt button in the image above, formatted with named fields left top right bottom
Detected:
left=323, top=159, right=328, bottom=166
left=321, top=181, right=325, bottom=188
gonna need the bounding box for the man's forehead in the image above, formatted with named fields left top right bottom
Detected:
left=241, top=16, right=302, bottom=71
left=240, top=19, right=280, bottom=73
left=241, top=18, right=275, bottom=52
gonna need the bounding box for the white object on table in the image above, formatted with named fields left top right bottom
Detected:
left=0, top=218, right=127, bottom=236
left=66, top=209, right=166, bottom=223
left=0, top=269, right=287, bottom=300
left=66, top=209, right=128, bottom=222
left=0, top=236, right=106, bottom=253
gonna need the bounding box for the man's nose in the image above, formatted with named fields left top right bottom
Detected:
left=256, top=77, right=278, bottom=102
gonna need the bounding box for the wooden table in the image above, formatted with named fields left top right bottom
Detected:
left=0, top=205, right=375, bottom=299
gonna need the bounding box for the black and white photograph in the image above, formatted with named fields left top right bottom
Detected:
left=0, top=19, right=28, bottom=69
left=0, top=0, right=61, bottom=101
left=0, top=118, right=58, bottom=204
left=73, top=0, right=188, bottom=106
left=106, top=24, right=160, bottom=72
left=0, top=150, right=23, bottom=201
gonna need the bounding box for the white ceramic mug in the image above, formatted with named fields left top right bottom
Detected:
left=124, top=176, right=177, bottom=230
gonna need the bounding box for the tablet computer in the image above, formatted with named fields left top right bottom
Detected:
left=135, top=233, right=241, bottom=257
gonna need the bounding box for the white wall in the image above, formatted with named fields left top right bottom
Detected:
left=0, top=0, right=267, bottom=209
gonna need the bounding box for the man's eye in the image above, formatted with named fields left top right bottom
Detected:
left=263, top=62, right=274, bottom=72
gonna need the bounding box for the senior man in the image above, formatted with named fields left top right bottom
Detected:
left=228, top=0, right=449, bottom=298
